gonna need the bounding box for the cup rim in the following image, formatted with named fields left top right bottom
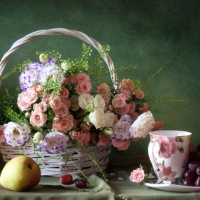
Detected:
left=149, top=130, right=192, bottom=137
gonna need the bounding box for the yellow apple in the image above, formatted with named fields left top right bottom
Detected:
left=0, top=155, right=41, bottom=191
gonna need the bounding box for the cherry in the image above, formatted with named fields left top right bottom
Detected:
left=60, top=174, right=73, bottom=185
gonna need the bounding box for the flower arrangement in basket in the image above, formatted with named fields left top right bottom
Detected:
left=0, top=29, right=164, bottom=178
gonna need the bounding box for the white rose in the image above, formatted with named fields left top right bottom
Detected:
left=78, top=94, right=94, bottom=110
left=129, top=111, right=155, bottom=138
left=105, top=111, right=116, bottom=127
left=94, top=94, right=105, bottom=108
left=89, top=108, right=106, bottom=129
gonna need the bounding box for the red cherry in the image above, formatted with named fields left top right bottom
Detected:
left=60, top=174, right=73, bottom=185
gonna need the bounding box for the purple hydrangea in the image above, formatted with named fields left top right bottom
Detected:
left=39, top=132, right=70, bottom=154
left=3, top=122, right=31, bottom=147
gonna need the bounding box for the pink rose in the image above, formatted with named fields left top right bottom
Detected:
left=76, top=80, right=92, bottom=94
left=33, top=102, right=47, bottom=112
left=70, top=75, right=78, bottom=84
left=112, top=139, right=130, bottom=151
left=52, top=115, right=74, bottom=133
left=118, top=88, right=131, bottom=100
left=76, top=73, right=90, bottom=82
left=17, top=97, right=31, bottom=111
left=112, top=93, right=127, bottom=108
left=78, top=131, right=90, bottom=146
left=21, top=88, right=38, bottom=104
left=49, top=95, right=63, bottom=110
left=97, top=132, right=111, bottom=146
left=42, top=93, right=51, bottom=103
left=30, top=110, right=47, bottom=127
left=129, top=168, right=145, bottom=183
left=96, top=83, right=110, bottom=95
left=135, top=89, right=145, bottom=99
left=153, top=121, right=164, bottom=131
left=60, top=86, right=69, bottom=99
left=32, top=85, right=44, bottom=95
left=53, top=103, right=69, bottom=117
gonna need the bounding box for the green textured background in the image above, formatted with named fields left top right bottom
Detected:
left=0, top=0, right=199, bottom=160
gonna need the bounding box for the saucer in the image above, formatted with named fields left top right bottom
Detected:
left=144, top=182, right=200, bottom=192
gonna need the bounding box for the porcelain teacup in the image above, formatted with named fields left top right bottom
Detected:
left=148, top=130, right=191, bottom=184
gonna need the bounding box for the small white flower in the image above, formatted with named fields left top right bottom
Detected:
left=39, top=53, right=48, bottom=63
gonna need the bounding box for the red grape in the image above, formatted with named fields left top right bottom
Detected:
left=183, top=179, right=195, bottom=186
left=195, top=177, right=200, bottom=186
left=184, top=170, right=197, bottom=180
left=75, top=179, right=87, bottom=189
left=60, top=174, right=73, bottom=185
left=188, top=161, right=199, bottom=171
left=196, top=167, right=200, bottom=176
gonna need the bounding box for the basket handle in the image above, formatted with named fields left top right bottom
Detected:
left=0, top=28, right=118, bottom=89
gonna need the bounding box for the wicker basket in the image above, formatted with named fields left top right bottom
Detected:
left=0, top=28, right=118, bottom=177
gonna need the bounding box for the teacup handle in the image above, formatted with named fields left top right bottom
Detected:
left=148, top=140, right=160, bottom=176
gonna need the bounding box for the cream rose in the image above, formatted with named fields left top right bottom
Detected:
left=94, top=94, right=105, bottom=108
left=78, top=93, right=94, bottom=109
left=105, top=111, right=115, bottom=127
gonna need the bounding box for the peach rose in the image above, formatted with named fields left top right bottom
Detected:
left=96, top=83, right=110, bottom=95
left=70, top=75, right=78, bottom=84
left=112, top=139, right=130, bottom=151
left=49, top=95, right=63, bottom=110
left=112, top=93, right=127, bottom=108
left=53, top=103, right=69, bottom=117
left=78, top=131, right=90, bottom=146
left=119, top=79, right=135, bottom=92
left=139, top=103, right=149, bottom=114
left=33, top=102, right=47, bottom=112
left=60, top=86, right=69, bottom=99
left=118, top=88, right=131, bottom=100
left=32, top=85, right=44, bottom=96
left=135, top=89, right=145, bottom=99
left=97, top=132, right=111, bottom=146
left=76, top=73, right=90, bottom=82
left=30, top=110, right=47, bottom=127
left=76, top=80, right=92, bottom=94
left=52, top=115, right=74, bottom=133
left=116, top=103, right=131, bottom=115
left=153, top=121, right=164, bottom=131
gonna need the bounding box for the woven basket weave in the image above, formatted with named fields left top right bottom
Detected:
left=0, top=28, right=118, bottom=177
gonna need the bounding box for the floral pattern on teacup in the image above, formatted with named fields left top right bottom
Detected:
left=157, top=164, right=177, bottom=181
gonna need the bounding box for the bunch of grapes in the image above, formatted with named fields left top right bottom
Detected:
left=181, top=144, right=200, bottom=186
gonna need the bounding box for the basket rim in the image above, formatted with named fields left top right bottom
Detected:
left=0, top=28, right=118, bottom=89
